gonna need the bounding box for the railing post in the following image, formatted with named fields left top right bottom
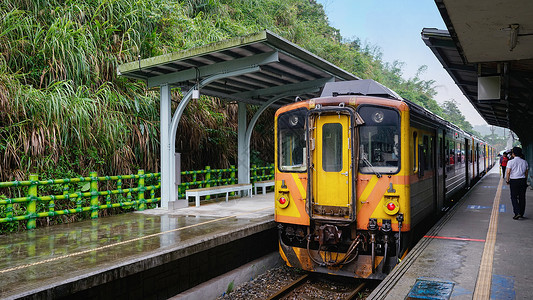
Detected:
left=27, top=174, right=38, bottom=229
left=271, top=163, right=275, bottom=180
left=90, top=171, right=99, bottom=219
left=252, top=164, right=257, bottom=184
left=230, top=165, right=236, bottom=184
left=205, top=166, right=211, bottom=200
left=138, top=169, right=146, bottom=211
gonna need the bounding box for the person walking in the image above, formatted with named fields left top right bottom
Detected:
left=506, top=146, right=529, bottom=219
left=500, top=151, right=509, bottom=178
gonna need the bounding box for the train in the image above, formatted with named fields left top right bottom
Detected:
left=274, top=79, right=495, bottom=279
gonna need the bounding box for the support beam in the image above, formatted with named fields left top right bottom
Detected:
left=162, top=66, right=261, bottom=207
left=244, top=86, right=323, bottom=147
left=232, top=77, right=333, bottom=99
left=238, top=102, right=249, bottom=186
left=160, top=84, right=172, bottom=208
left=147, top=51, right=279, bottom=88
left=240, top=84, right=326, bottom=188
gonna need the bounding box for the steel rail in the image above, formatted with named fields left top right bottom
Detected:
left=266, top=274, right=310, bottom=300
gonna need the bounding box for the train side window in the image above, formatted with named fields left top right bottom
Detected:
left=412, top=131, right=418, bottom=173
left=418, top=143, right=425, bottom=177
left=439, top=137, right=443, bottom=168
left=445, top=140, right=450, bottom=166
left=428, top=136, right=434, bottom=170
left=460, top=143, right=465, bottom=164
left=358, top=106, right=400, bottom=174
left=423, top=135, right=430, bottom=170
left=456, top=142, right=462, bottom=163
left=278, top=110, right=307, bottom=172
left=449, top=141, right=455, bottom=165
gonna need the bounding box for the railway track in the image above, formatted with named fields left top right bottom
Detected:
left=266, top=273, right=368, bottom=300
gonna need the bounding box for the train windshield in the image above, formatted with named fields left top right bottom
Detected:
left=358, top=106, right=400, bottom=174
left=278, top=109, right=307, bottom=172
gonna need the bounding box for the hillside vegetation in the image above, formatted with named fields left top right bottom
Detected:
left=0, top=0, right=469, bottom=182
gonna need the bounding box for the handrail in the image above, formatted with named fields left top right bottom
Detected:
left=0, top=164, right=274, bottom=231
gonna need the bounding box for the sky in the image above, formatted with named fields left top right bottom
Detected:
left=316, top=0, right=487, bottom=126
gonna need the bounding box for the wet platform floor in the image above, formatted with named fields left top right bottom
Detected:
left=0, top=193, right=274, bottom=299
left=370, top=167, right=533, bottom=299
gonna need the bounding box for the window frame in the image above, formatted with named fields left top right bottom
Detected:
left=356, top=105, right=402, bottom=175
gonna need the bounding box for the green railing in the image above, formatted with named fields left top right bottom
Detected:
left=178, top=164, right=275, bottom=199
left=0, top=164, right=274, bottom=230
left=0, top=170, right=160, bottom=229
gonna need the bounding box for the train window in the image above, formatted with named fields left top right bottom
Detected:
left=456, top=143, right=462, bottom=163
left=459, top=144, right=465, bottom=164
left=322, top=123, right=343, bottom=172
left=357, top=106, right=400, bottom=174
left=444, top=140, right=450, bottom=165
left=429, top=136, right=434, bottom=169
left=439, top=137, right=443, bottom=168
left=278, top=110, right=307, bottom=172
left=423, top=135, right=430, bottom=170
left=413, top=132, right=418, bottom=172
left=449, top=141, right=455, bottom=165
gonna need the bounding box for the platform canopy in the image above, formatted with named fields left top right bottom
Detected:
left=422, top=0, right=533, bottom=140
left=117, top=30, right=358, bottom=208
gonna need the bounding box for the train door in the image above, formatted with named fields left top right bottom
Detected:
left=308, top=109, right=356, bottom=222
left=436, top=129, right=445, bottom=210
left=465, top=138, right=470, bottom=187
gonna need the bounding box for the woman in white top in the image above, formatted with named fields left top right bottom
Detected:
left=506, top=146, right=529, bottom=219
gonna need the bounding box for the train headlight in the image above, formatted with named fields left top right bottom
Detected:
left=289, top=115, right=299, bottom=126
left=383, top=198, right=400, bottom=215
left=277, top=196, right=290, bottom=209
left=372, top=111, right=384, bottom=123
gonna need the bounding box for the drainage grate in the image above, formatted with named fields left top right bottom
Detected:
left=406, top=278, right=455, bottom=299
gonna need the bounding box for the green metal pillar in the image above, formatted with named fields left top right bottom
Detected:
left=138, top=169, right=146, bottom=211
left=27, top=174, right=38, bottom=229
left=90, top=171, right=99, bottom=219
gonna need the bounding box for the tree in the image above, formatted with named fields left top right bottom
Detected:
left=440, top=100, right=477, bottom=134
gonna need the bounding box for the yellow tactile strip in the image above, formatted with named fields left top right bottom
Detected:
left=473, top=177, right=503, bottom=299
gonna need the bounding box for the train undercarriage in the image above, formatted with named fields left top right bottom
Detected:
left=278, top=217, right=409, bottom=280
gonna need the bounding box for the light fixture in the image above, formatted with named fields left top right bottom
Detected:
left=192, top=67, right=200, bottom=99
left=289, top=115, right=299, bottom=126
left=192, top=87, right=200, bottom=99
left=372, top=111, right=384, bottom=123
left=509, top=24, right=519, bottom=51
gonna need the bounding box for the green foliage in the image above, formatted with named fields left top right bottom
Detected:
left=226, top=280, right=234, bottom=294
left=440, top=100, right=476, bottom=134
left=1, top=0, right=464, bottom=198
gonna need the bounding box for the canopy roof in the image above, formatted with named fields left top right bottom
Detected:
left=422, top=0, right=533, bottom=139
left=118, top=30, right=358, bottom=106
left=320, top=79, right=402, bottom=100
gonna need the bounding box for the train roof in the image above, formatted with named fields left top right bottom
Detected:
left=303, top=79, right=491, bottom=146
left=320, top=79, right=403, bottom=100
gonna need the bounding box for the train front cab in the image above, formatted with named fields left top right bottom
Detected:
left=275, top=98, right=412, bottom=279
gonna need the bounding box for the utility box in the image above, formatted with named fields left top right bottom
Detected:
left=478, top=76, right=501, bottom=101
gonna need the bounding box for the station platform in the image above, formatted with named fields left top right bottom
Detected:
left=370, top=167, right=532, bottom=299
left=0, top=193, right=275, bottom=299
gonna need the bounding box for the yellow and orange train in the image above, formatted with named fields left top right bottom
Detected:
left=274, top=80, right=495, bottom=279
